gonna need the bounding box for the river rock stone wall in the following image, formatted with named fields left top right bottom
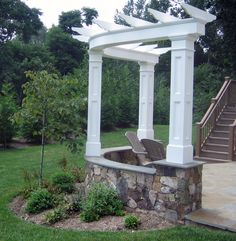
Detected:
left=85, top=160, right=202, bottom=223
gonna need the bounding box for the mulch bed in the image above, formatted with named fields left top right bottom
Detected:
left=10, top=196, right=175, bottom=231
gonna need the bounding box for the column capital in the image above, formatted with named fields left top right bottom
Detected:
left=88, top=50, right=103, bottom=62
left=170, top=35, right=197, bottom=52
left=138, top=61, right=156, bottom=72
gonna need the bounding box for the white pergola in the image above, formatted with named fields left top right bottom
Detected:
left=73, top=3, right=216, bottom=165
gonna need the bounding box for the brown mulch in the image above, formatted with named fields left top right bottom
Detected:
left=10, top=196, right=175, bottom=231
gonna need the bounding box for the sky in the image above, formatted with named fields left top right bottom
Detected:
left=22, top=0, right=128, bottom=28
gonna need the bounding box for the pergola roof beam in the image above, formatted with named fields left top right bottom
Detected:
left=72, top=27, right=104, bottom=37
left=73, top=35, right=89, bottom=43
left=148, top=8, right=180, bottom=23
left=180, top=2, right=216, bottom=23
left=119, top=13, right=153, bottom=27
left=93, top=19, right=129, bottom=31
left=89, top=18, right=205, bottom=50
left=103, top=46, right=160, bottom=63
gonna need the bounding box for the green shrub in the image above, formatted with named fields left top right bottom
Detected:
left=51, top=171, right=75, bottom=193
left=80, top=183, right=124, bottom=222
left=45, top=207, right=68, bottom=224
left=26, top=188, right=54, bottom=214
left=124, top=215, right=140, bottom=229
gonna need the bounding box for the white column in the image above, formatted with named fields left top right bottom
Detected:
left=166, top=36, right=196, bottom=164
left=137, top=62, right=155, bottom=140
left=86, top=50, right=103, bottom=156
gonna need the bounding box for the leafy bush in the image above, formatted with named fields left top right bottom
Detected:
left=45, top=207, right=68, bottom=224
left=20, top=169, right=39, bottom=198
left=51, top=171, right=75, bottom=193
left=124, top=215, right=140, bottom=229
left=80, top=183, right=124, bottom=222
left=26, top=188, right=54, bottom=214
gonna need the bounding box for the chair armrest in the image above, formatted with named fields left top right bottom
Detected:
left=132, top=149, right=148, bottom=155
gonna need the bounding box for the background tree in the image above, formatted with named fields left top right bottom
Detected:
left=14, top=71, right=86, bottom=185
left=46, top=27, right=86, bottom=75
left=59, top=8, right=98, bottom=34
left=0, top=40, right=55, bottom=103
left=0, top=84, right=17, bottom=148
left=0, top=0, right=43, bottom=43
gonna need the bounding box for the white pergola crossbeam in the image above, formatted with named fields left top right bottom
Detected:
left=134, top=44, right=158, bottom=52
left=104, top=46, right=160, bottom=63
left=93, top=19, right=129, bottom=31
left=150, top=47, right=171, bottom=55
left=118, top=43, right=142, bottom=49
left=148, top=8, right=180, bottom=23
left=180, top=2, right=216, bottom=23
left=73, top=35, right=89, bottom=43
left=119, top=13, right=153, bottom=27
left=72, top=27, right=104, bottom=37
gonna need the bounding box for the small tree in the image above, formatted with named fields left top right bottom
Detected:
left=14, top=71, right=86, bottom=186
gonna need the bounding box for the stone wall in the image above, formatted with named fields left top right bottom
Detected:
left=85, top=155, right=203, bottom=223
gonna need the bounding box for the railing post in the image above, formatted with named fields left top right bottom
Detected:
left=228, top=124, right=234, bottom=161
left=211, top=98, right=217, bottom=127
left=195, top=123, right=201, bottom=157
left=224, top=76, right=230, bottom=105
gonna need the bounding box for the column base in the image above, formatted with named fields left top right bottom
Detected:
left=86, top=141, right=101, bottom=156
left=166, top=144, right=193, bottom=164
left=137, top=129, right=154, bottom=140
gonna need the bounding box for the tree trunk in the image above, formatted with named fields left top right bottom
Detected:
left=39, top=111, right=46, bottom=187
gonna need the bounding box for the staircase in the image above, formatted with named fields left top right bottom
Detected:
left=195, top=77, right=236, bottom=162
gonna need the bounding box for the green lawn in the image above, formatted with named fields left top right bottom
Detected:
left=0, top=126, right=235, bottom=241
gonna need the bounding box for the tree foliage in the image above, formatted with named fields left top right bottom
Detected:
left=59, top=8, right=98, bottom=34
left=14, top=71, right=86, bottom=184
left=0, top=84, right=17, bottom=148
left=46, top=27, right=86, bottom=75
left=0, top=0, right=43, bottom=43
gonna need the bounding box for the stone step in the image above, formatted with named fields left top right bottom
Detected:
left=200, top=149, right=228, bottom=160
left=202, top=143, right=228, bottom=152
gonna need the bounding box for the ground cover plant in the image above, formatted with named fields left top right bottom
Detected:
left=0, top=126, right=236, bottom=240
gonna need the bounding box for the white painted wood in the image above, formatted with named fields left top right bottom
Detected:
left=180, top=2, right=216, bottom=23
left=103, top=47, right=159, bottom=63
left=119, top=13, right=154, bottom=27
left=89, top=19, right=205, bottom=50
left=86, top=50, right=103, bottom=156
left=93, top=19, right=129, bottom=31
left=150, top=47, right=171, bottom=55
left=135, top=44, right=158, bottom=52
left=72, top=27, right=104, bottom=37
left=77, top=3, right=217, bottom=163
left=137, top=62, right=155, bottom=140
left=166, top=36, right=196, bottom=164
left=73, top=35, right=89, bottom=43
left=148, top=8, right=180, bottom=23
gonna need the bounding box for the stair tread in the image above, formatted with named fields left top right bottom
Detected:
left=201, top=149, right=228, bottom=155
left=220, top=117, right=235, bottom=120
left=208, top=136, right=229, bottom=140
left=204, top=143, right=228, bottom=147
left=194, top=156, right=231, bottom=162
left=212, top=130, right=229, bottom=133
left=216, top=123, right=229, bottom=126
